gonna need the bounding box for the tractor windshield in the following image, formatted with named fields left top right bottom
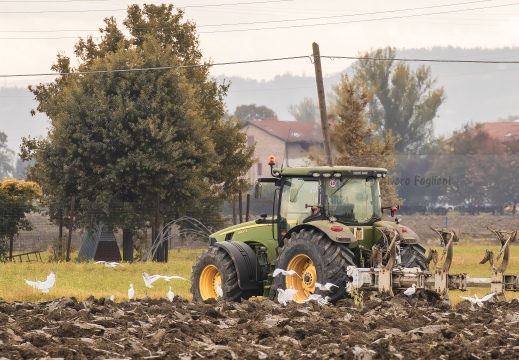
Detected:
left=325, top=177, right=381, bottom=224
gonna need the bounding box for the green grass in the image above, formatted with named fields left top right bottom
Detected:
left=3, top=244, right=519, bottom=307
left=1, top=248, right=205, bottom=303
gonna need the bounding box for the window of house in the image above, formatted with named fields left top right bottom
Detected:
left=257, top=162, right=262, bottom=176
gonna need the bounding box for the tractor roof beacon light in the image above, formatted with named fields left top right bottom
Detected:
left=268, top=156, right=278, bottom=177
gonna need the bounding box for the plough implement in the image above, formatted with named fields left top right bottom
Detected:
left=347, top=227, right=519, bottom=303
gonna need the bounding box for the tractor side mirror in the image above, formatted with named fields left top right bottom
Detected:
left=254, top=181, right=262, bottom=199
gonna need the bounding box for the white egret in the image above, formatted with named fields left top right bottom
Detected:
left=315, top=282, right=339, bottom=292
left=460, top=292, right=496, bottom=307
left=128, top=284, right=135, bottom=300
left=277, top=287, right=298, bottom=306
left=161, top=275, right=188, bottom=282
left=216, top=281, right=223, bottom=299
left=404, top=284, right=416, bottom=297
left=95, top=261, right=124, bottom=268
left=24, top=271, right=56, bottom=293
left=109, top=295, right=115, bottom=302
left=142, top=272, right=162, bottom=288
left=167, top=286, right=175, bottom=302
left=272, top=268, right=302, bottom=279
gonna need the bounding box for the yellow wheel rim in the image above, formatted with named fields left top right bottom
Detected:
left=286, top=254, right=316, bottom=303
left=199, top=265, right=222, bottom=300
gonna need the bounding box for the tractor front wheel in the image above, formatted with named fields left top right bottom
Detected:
left=273, top=229, right=356, bottom=303
left=190, top=246, right=243, bottom=302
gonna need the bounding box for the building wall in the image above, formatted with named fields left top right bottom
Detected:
left=242, top=125, right=286, bottom=183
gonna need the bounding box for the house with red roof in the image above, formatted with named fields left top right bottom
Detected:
left=241, top=120, right=324, bottom=183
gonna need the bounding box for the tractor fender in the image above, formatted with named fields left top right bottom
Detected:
left=284, top=223, right=357, bottom=246
left=214, top=241, right=263, bottom=291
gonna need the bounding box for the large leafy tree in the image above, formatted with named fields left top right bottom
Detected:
left=431, top=122, right=519, bottom=212
left=353, top=47, right=445, bottom=153
left=233, top=104, right=278, bottom=121
left=288, top=97, right=319, bottom=122
left=0, top=179, right=42, bottom=261
left=23, top=5, right=255, bottom=253
left=309, top=75, right=399, bottom=205
left=0, top=132, right=15, bottom=179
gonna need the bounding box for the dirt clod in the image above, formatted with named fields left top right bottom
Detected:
left=0, top=297, right=519, bottom=359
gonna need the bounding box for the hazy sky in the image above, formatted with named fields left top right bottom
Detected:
left=2, top=0, right=519, bottom=87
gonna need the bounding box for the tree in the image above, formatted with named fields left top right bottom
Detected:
left=429, top=122, right=515, bottom=211
left=353, top=47, right=445, bottom=153
left=23, top=4, right=255, bottom=258
left=0, top=179, right=42, bottom=261
left=0, top=132, right=15, bottom=179
left=288, top=97, right=319, bottom=122
left=233, top=104, right=278, bottom=121
left=309, top=75, right=399, bottom=205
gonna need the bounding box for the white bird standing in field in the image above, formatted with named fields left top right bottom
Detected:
left=142, top=272, right=163, bottom=288
left=215, top=281, right=223, bottom=299
left=404, top=284, right=417, bottom=297
left=273, top=268, right=302, bottom=279
left=460, top=292, right=496, bottom=307
left=315, top=282, right=339, bottom=292
left=167, top=286, right=175, bottom=302
left=95, top=261, right=124, bottom=268
left=128, top=284, right=135, bottom=300
left=24, top=271, right=56, bottom=293
left=109, top=294, right=115, bottom=302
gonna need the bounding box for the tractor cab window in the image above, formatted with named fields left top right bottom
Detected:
left=280, top=178, right=319, bottom=231
left=326, top=177, right=381, bottom=224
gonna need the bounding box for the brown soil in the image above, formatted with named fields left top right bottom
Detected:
left=1, top=295, right=519, bottom=359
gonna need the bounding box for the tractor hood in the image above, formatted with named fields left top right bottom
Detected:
left=209, top=218, right=275, bottom=242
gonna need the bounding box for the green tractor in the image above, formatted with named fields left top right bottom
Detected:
left=190, top=157, right=427, bottom=303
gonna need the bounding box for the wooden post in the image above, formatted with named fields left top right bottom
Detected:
left=66, top=196, right=75, bottom=262
left=122, top=228, right=133, bottom=262
left=58, top=208, right=63, bottom=258
left=232, top=195, right=237, bottom=225
left=239, top=190, right=243, bottom=224
left=246, top=194, right=250, bottom=222
left=312, top=42, right=333, bottom=166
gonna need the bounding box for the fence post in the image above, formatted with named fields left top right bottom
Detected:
left=246, top=194, right=250, bottom=222
left=232, top=195, right=237, bottom=225
left=66, top=196, right=75, bottom=262
left=239, top=190, right=243, bottom=224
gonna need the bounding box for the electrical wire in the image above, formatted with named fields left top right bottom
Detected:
left=4, top=54, right=519, bottom=78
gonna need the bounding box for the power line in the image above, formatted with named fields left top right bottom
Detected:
left=0, top=0, right=291, bottom=13
left=4, top=54, right=519, bottom=78
left=199, top=1, right=519, bottom=33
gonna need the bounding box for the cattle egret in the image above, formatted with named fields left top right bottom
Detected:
left=161, top=275, right=188, bottom=282
left=277, top=287, right=298, bottom=306
left=404, top=284, right=416, bottom=297
left=24, top=271, right=56, bottom=293
left=167, top=286, right=175, bottom=302
left=109, top=295, right=115, bottom=302
left=128, top=284, right=135, bottom=300
left=315, top=282, right=339, bottom=292
left=142, top=272, right=162, bottom=288
left=460, top=292, right=496, bottom=307
left=95, top=261, right=124, bottom=268
left=303, top=294, right=325, bottom=303
left=272, top=268, right=302, bottom=279
left=216, top=281, right=223, bottom=298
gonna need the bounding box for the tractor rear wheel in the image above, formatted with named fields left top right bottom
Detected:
left=400, top=244, right=428, bottom=270
left=190, top=246, right=243, bottom=302
left=273, top=229, right=356, bottom=304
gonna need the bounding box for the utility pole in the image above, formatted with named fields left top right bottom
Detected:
left=312, top=42, right=333, bottom=166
